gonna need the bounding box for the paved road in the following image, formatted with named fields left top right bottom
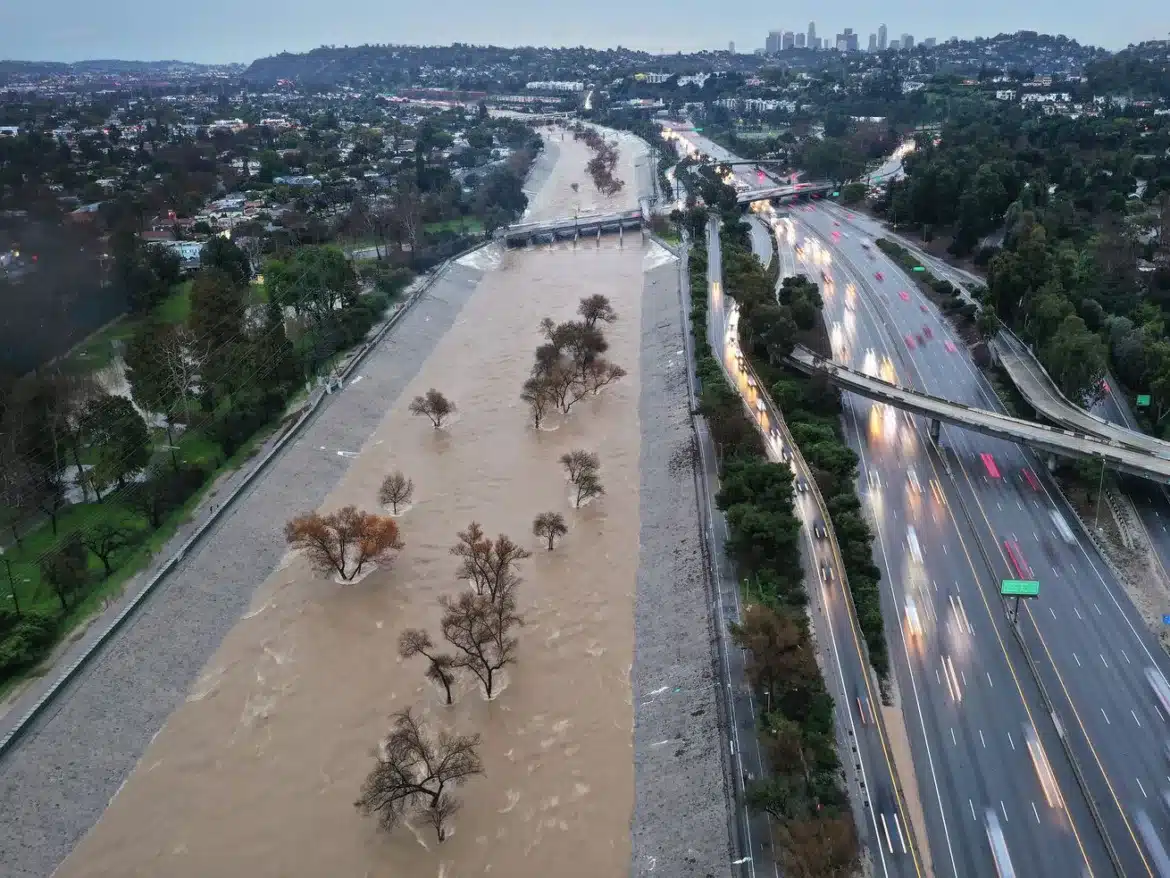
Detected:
left=802, top=202, right=1170, bottom=877
left=710, top=217, right=924, bottom=878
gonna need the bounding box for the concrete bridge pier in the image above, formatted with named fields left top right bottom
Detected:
left=619, top=225, right=624, bottom=248
left=929, top=419, right=941, bottom=442
left=596, top=228, right=601, bottom=247
left=1047, top=454, right=1058, bottom=473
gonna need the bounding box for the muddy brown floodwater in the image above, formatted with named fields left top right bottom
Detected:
left=56, top=134, right=654, bottom=878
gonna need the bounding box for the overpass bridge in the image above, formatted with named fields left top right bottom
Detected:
left=737, top=182, right=834, bottom=204
left=496, top=208, right=645, bottom=248
left=992, top=330, right=1170, bottom=459
left=787, top=345, right=1170, bottom=484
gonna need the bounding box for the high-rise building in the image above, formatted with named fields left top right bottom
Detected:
left=878, top=23, right=888, bottom=50
left=766, top=31, right=781, bottom=53
left=868, top=33, right=877, bottom=52
left=795, top=32, right=806, bottom=48
left=846, top=28, right=859, bottom=52
left=901, top=33, right=914, bottom=50
left=782, top=31, right=795, bottom=50
left=728, top=41, right=736, bottom=53
left=923, top=37, right=937, bottom=48
left=808, top=21, right=817, bottom=49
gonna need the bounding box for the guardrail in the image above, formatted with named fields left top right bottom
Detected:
left=0, top=243, right=488, bottom=760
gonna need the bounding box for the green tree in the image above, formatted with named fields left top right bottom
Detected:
left=264, top=246, right=358, bottom=325
left=201, top=236, right=252, bottom=286
left=81, top=394, right=151, bottom=493
left=1043, top=315, right=1107, bottom=406
left=39, top=532, right=89, bottom=611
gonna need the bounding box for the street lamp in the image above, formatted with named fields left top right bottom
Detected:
left=0, top=546, right=19, bottom=617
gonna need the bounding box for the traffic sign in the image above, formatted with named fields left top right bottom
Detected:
left=1162, top=614, right=1170, bottom=625
left=1138, top=394, right=1152, bottom=408
left=1001, top=579, right=1039, bottom=597
left=912, top=266, right=926, bottom=272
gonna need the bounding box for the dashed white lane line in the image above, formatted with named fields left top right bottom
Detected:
left=1101, top=708, right=1111, bottom=725
left=1032, top=802, right=1041, bottom=824
left=1132, top=710, right=1142, bottom=727
left=1007, top=731, right=1016, bottom=750
left=1137, top=777, right=1148, bottom=798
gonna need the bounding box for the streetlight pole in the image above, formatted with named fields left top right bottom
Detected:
left=0, top=548, right=18, bottom=618
left=1094, top=459, right=1106, bottom=530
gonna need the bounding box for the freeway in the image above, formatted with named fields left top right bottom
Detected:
left=797, top=202, right=1170, bottom=876
left=708, top=216, right=924, bottom=878
left=773, top=208, right=1110, bottom=878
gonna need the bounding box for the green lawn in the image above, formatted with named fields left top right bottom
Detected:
left=154, top=280, right=193, bottom=324
left=61, top=319, right=136, bottom=373
left=0, top=412, right=287, bottom=696
left=424, top=218, right=485, bottom=235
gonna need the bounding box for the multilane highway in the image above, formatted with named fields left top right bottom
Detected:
left=672, top=124, right=1170, bottom=876
left=708, top=216, right=924, bottom=878
left=772, top=207, right=1110, bottom=878
left=797, top=201, right=1170, bottom=877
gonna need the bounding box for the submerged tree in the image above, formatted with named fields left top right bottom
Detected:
left=440, top=589, right=522, bottom=700
left=578, top=294, right=618, bottom=329
left=532, top=512, right=568, bottom=550
left=378, top=471, right=415, bottom=514
left=574, top=470, right=605, bottom=508
left=399, top=628, right=458, bottom=705
left=284, top=506, right=403, bottom=581
left=520, top=376, right=556, bottom=429
left=559, top=449, right=600, bottom=484
left=450, top=522, right=531, bottom=602
left=409, top=389, right=457, bottom=428
left=355, top=708, right=483, bottom=842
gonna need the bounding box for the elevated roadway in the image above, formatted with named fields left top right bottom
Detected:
left=993, top=330, right=1170, bottom=460
left=787, top=345, right=1170, bottom=484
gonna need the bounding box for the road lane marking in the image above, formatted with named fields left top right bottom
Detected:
left=1033, top=802, right=1041, bottom=823
left=979, top=729, right=986, bottom=748
left=1100, top=708, right=1110, bottom=725
left=951, top=727, right=957, bottom=745
left=1008, top=731, right=1016, bottom=750
left=1132, top=710, right=1142, bottom=727
left=1100, top=654, right=1108, bottom=668
left=987, top=672, right=994, bottom=688
left=1073, top=653, right=1081, bottom=667
left=969, top=799, right=977, bottom=821
left=1050, top=607, right=1057, bottom=618
left=1074, top=607, right=1083, bottom=620
left=1095, top=603, right=1102, bottom=615
left=1000, top=800, right=1009, bottom=822
left=1123, top=649, right=1132, bottom=665
left=1137, top=778, right=1148, bottom=798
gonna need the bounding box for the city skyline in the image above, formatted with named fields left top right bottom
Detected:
left=0, top=0, right=1165, bottom=63
left=760, top=21, right=945, bottom=54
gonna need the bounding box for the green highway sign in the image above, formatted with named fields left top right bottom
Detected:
left=1001, top=579, right=1040, bottom=598
left=832, top=191, right=840, bottom=197
left=912, top=266, right=926, bottom=272
left=1137, top=394, right=1152, bottom=408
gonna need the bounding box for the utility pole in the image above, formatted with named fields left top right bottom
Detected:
left=0, top=547, right=19, bottom=617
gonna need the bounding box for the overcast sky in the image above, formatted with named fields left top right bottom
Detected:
left=4, top=0, right=1167, bottom=63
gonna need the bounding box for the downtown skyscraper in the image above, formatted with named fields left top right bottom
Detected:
left=877, top=23, right=888, bottom=50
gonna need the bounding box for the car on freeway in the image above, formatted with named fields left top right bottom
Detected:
left=868, top=469, right=881, bottom=491
left=919, top=304, right=928, bottom=313
left=1004, top=539, right=1032, bottom=578
left=1022, top=468, right=1040, bottom=491
left=1050, top=510, right=1076, bottom=544
left=981, top=452, right=1001, bottom=479
left=944, top=340, right=958, bottom=353
left=846, top=213, right=855, bottom=219
left=874, top=271, right=884, bottom=281
left=860, top=239, right=871, bottom=250
left=856, top=689, right=872, bottom=725
left=820, top=562, right=834, bottom=585
left=916, top=333, right=926, bottom=346
left=986, top=809, right=1017, bottom=878
left=813, top=520, right=828, bottom=540
left=1024, top=724, right=1063, bottom=808
left=907, top=526, right=923, bottom=563
left=904, top=333, right=916, bottom=350
left=907, top=467, right=923, bottom=494
left=795, top=476, right=809, bottom=494
left=1146, top=667, right=1170, bottom=717
left=899, top=290, right=910, bottom=301
left=923, top=325, right=933, bottom=339
left=905, top=598, right=923, bottom=638
left=1101, top=378, right=1111, bottom=394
